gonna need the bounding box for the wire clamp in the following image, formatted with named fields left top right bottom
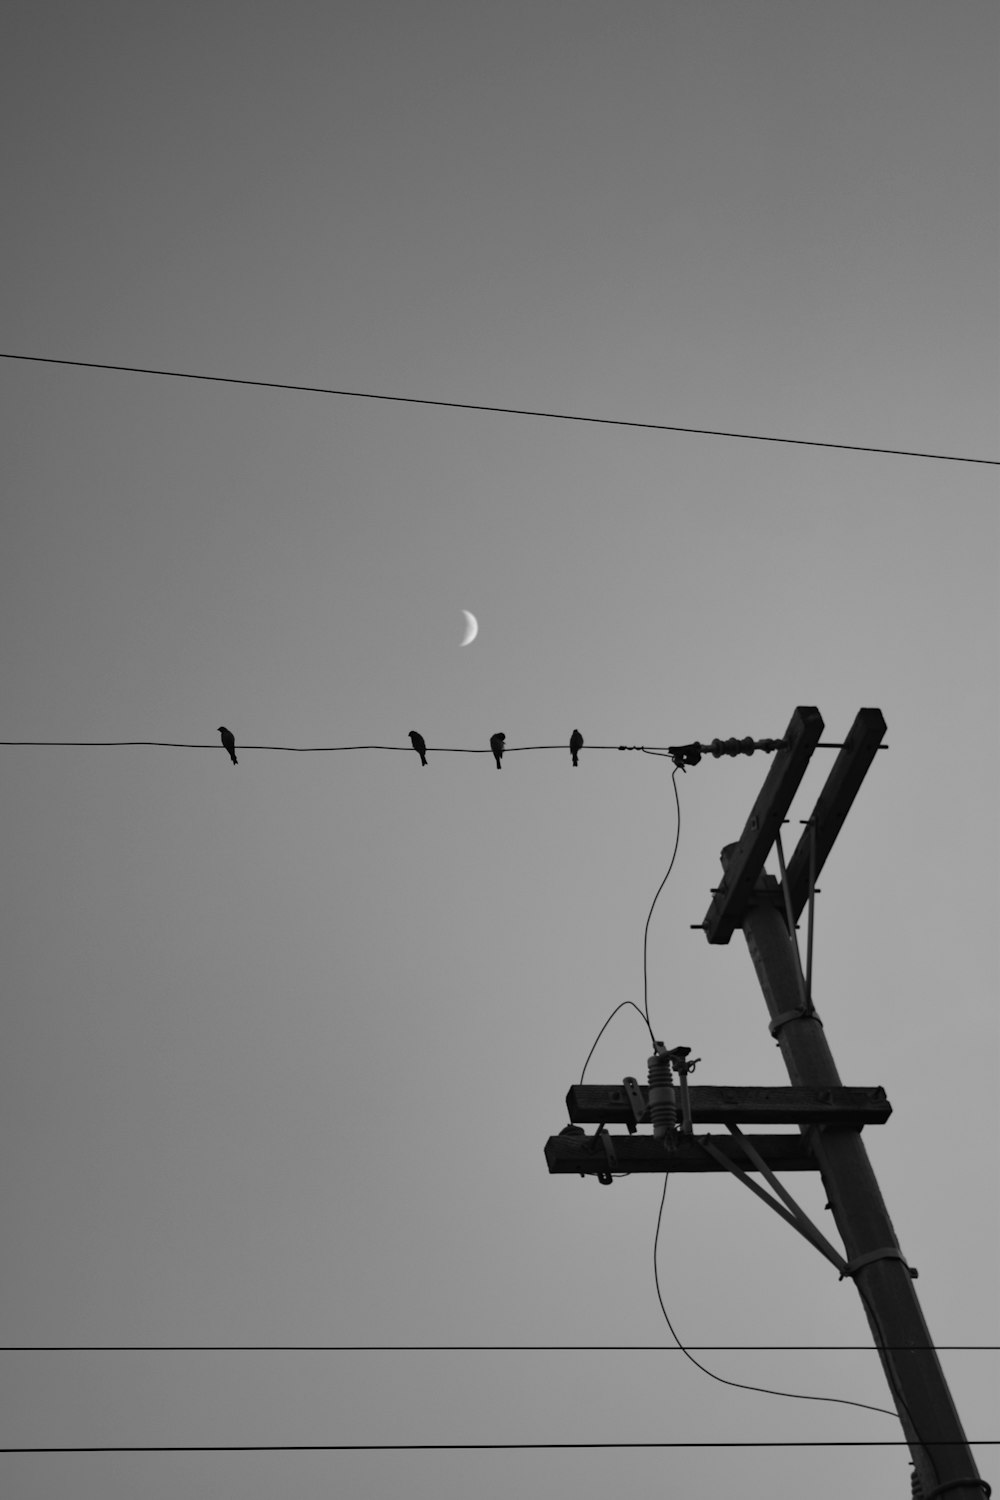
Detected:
left=924, top=1480, right=991, bottom=1499
left=667, top=742, right=702, bottom=770
left=840, top=1247, right=918, bottom=1280
left=769, top=1006, right=822, bottom=1037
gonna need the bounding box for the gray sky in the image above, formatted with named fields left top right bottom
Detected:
left=1, top=2, right=997, bottom=1495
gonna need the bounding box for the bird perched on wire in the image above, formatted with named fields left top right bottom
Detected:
left=408, top=730, right=428, bottom=766
left=569, top=728, right=583, bottom=767
left=489, top=731, right=505, bottom=769
left=218, top=726, right=238, bottom=765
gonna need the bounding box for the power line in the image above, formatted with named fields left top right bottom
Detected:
left=3, top=352, right=997, bottom=466
left=0, top=740, right=883, bottom=754
left=0, top=1350, right=989, bottom=1362
left=0, top=741, right=660, bottom=752
left=3, top=1440, right=996, bottom=1454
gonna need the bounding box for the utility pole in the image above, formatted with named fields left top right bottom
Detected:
left=735, top=859, right=981, bottom=1498
left=545, top=707, right=988, bottom=1498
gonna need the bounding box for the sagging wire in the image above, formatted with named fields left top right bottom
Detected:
left=641, top=760, right=683, bottom=1037
left=579, top=763, right=682, bottom=1085
left=653, top=1176, right=897, bottom=1419
left=579, top=1002, right=654, bottom=1086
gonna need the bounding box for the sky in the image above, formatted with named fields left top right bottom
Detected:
left=1, top=2, right=997, bottom=1496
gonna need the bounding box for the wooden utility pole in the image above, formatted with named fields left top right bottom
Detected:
left=545, top=707, right=988, bottom=1498
left=735, top=860, right=982, bottom=1497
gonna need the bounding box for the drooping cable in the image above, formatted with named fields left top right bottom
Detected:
left=579, top=764, right=682, bottom=1083
left=652, top=1176, right=897, bottom=1418
left=642, top=761, right=682, bottom=1036
left=579, top=1002, right=655, bottom=1085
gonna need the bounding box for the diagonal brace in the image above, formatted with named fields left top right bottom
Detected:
left=697, top=1126, right=848, bottom=1275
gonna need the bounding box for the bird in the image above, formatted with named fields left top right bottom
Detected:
left=569, top=728, right=583, bottom=767
left=218, top=726, right=238, bottom=765
left=489, top=731, right=505, bottom=769
left=408, top=730, right=428, bottom=766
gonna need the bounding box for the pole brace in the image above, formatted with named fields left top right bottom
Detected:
left=696, top=1127, right=849, bottom=1275
left=840, top=1247, right=918, bottom=1280
left=769, top=1007, right=823, bottom=1037
left=924, top=1480, right=991, bottom=1499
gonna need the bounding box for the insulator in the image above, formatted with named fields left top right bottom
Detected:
left=710, top=736, right=756, bottom=758
left=647, top=1051, right=677, bottom=1142
left=670, top=736, right=785, bottom=768
left=910, top=1468, right=924, bottom=1499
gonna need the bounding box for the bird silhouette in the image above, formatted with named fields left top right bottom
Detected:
left=489, top=731, right=505, bottom=769
left=408, top=730, right=428, bottom=766
left=218, top=726, right=238, bottom=765
left=569, top=728, right=583, bottom=767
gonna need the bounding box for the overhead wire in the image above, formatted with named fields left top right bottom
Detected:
left=2, top=351, right=997, bottom=465
left=3, top=1439, right=995, bottom=1454
left=3, top=1350, right=995, bottom=1362
left=0, top=741, right=697, bottom=752
left=0, top=741, right=774, bottom=752
left=0, top=738, right=886, bottom=756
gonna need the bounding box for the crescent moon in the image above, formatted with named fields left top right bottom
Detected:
left=460, top=609, right=479, bottom=646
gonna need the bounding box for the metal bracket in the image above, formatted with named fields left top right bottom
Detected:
left=595, top=1126, right=617, bottom=1185
left=621, top=1076, right=647, bottom=1132
left=924, top=1480, right=992, bottom=1499
left=842, top=1247, right=918, bottom=1280
left=769, top=1007, right=824, bottom=1037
